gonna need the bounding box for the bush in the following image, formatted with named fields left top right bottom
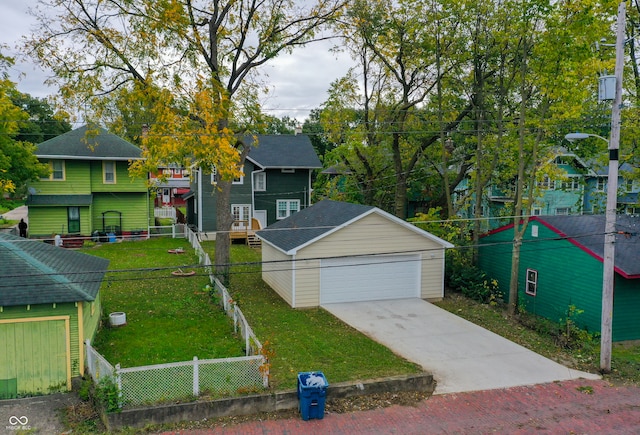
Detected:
left=449, top=265, right=502, bottom=305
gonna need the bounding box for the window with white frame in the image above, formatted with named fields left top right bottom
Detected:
left=231, top=204, right=251, bottom=229
left=538, top=175, right=555, bottom=190
left=254, top=172, right=266, bottom=191
left=43, top=160, right=65, bottom=180
left=281, top=168, right=295, bottom=173
left=103, top=161, right=116, bottom=184
left=233, top=166, right=244, bottom=184
left=211, top=166, right=217, bottom=184
left=277, top=199, right=300, bottom=219
left=597, top=177, right=606, bottom=191
left=555, top=207, right=570, bottom=215
left=561, top=177, right=580, bottom=190
left=526, top=269, right=538, bottom=296
left=624, top=178, right=636, bottom=193
left=532, top=207, right=543, bottom=216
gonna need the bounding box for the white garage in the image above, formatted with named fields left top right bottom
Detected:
left=320, top=254, right=420, bottom=304
left=258, top=200, right=453, bottom=308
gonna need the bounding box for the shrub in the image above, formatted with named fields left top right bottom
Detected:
left=449, top=265, right=502, bottom=305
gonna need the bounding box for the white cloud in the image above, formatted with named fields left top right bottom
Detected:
left=0, top=1, right=354, bottom=121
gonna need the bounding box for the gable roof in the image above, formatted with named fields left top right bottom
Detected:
left=36, top=125, right=143, bottom=161
left=0, top=233, right=110, bottom=306
left=257, top=199, right=454, bottom=255
left=485, top=215, right=640, bottom=278
left=242, top=134, right=321, bottom=169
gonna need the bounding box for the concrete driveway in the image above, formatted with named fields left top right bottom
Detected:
left=322, top=298, right=599, bottom=394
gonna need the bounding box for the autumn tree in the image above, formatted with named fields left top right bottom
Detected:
left=500, top=0, right=615, bottom=315
left=0, top=53, right=50, bottom=195
left=25, top=0, right=345, bottom=283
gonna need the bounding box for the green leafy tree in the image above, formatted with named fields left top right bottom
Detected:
left=25, top=0, right=346, bottom=283
left=0, top=53, right=50, bottom=195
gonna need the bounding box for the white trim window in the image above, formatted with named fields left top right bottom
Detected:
left=103, top=161, right=116, bottom=184
left=526, top=269, right=538, bottom=296
left=254, top=172, right=266, bottom=191
left=597, top=177, right=606, bottom=192
left=211, top=167, right=217, bottom=185
left=231, top=204, right=251, bottom=228
left=561, top=177, right=580, bottom=190
left=538, top=175, right=555, bottom=190
left=277, top=199, right=300, bottom=219
left=555, top=207, right=570, bottom=215
left=44, top=160, right=65, bottom=181
left=233, top=166, right=244, bottom=184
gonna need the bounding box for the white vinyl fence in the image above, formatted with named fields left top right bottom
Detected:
left=85, top=226, right=267, bottom=408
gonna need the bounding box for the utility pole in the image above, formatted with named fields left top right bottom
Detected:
left=600, top=1, right=625, bottom=373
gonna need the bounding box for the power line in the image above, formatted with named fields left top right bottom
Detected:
left=1, top=228, right=633, bottom=290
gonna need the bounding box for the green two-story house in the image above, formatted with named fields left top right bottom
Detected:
left=184, top=134, right=322, bottom=234
left=26, top=125, right=150, bottom=240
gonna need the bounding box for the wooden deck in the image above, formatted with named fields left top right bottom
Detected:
left=231, top=218, right=262, bottom=247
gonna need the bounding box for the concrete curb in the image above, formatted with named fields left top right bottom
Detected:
left=103, top=372, right=434, bottom=431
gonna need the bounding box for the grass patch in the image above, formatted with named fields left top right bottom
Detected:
left=84, top=238, right=244, bottom=368
left=435, top=292, right=640, bottom=385
left=202, top=241, right=422, bottom=390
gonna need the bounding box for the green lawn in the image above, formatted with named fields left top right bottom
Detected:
left=202, top=241, right=422, bottom=390
left=85, top=238, right=245, bottom=368
left=85, top=238, right=421, bottom=390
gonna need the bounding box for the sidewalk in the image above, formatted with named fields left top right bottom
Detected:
left=158, top=379, right=640, bottom=434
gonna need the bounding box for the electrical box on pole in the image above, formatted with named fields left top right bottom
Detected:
left=598, top=75, right=616, bottom=101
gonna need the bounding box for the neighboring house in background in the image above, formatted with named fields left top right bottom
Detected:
left=257, top=200, right=454, bottom=308
left=455, top=149, right=640, bottom=231
left=150, top=164, right=190, bottom=209
left=584, top=161, right=640, bottom=215
left=478, top=214, right=640, bottom=341
left=26, top=125, right=150, bottom=241
left=0, top=233, right=109, bottom=398
left=184, top=134, right=321, bottom=235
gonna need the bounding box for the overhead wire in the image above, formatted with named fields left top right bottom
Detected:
left=0, top=227, right=634, bottom=290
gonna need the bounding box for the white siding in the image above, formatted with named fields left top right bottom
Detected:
left=296, top=213, right=446, bottom=305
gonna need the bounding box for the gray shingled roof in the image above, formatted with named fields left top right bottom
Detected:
left=0, top=233, right=110, bottom=306
left=257, top=200, right=374, bottom=252
left=534, top=215, right=640, bottom=278
left=26, top=194, right=93, bottom=206
left=242, top=134, right=321, bottom=169
left=257, top=200, right=454, bottom=254
left=36, top=125, right=143, bottom=160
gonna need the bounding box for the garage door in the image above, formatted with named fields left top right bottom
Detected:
left=0, top=318, right=69, bottom=398
left=320, top=254, right=420, bottom=304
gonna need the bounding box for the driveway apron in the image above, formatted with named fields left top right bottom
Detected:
left=322, top=298, right=599, bottom=394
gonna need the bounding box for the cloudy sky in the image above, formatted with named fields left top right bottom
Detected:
left=0, top=1, right=353, bottom=122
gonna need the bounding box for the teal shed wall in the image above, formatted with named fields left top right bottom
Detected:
left=478, top=222, right=640, bottom=341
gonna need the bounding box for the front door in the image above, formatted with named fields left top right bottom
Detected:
left=67, top=207, right=80, bottom=233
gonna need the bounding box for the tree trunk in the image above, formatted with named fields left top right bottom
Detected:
left=508, top=238, right=522, bottom=315
left=214, top=179, right=233, bottom=286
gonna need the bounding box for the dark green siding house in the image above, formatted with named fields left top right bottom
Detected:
left=26, top=125, right=150, bottom=241
left=0, top=233, right=109, bottom=398
left=184, top=134, right=321, bottom=234
left=478, top=215, right=640, bottom=341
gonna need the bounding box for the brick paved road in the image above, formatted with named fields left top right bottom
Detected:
left=161, top=379, right=640, bottom=434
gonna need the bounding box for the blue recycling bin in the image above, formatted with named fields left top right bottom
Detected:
left=297, top=371, right=328, bottom=420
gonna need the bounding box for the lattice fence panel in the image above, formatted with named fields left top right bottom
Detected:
left=119, top=363, right=194, bottom=407
left=198, top=356, right=266, bottom=396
